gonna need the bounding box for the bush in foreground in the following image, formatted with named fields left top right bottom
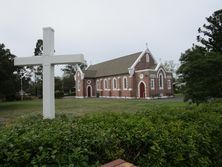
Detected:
left=0, top=104, right=221, bottom=166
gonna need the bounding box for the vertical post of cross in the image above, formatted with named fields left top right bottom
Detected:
left=43, top=27, right=55, bottom=119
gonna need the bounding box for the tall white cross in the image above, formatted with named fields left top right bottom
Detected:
left=14, top=27, right=85, bottom=119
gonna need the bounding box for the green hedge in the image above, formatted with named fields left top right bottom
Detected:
left=0, top=104, right=221, bottom=166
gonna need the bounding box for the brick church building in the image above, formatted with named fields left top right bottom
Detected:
left=75, top=49, right=173, bottom=99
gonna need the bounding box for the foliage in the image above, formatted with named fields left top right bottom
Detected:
left=197, top=9, right=222, bottom=52
left=62, top=63, right=87, bottom=76
left=0, top=44, right=18, bottom=101
left=55, top=91, right=64, bottom=98
left=28, top=39, right=44, bottom=97
left=55, top=77, right=63, bottom=91
left=62, top=75, right=75, bottom=95
left=163, top=60, right=178, bottom=76
left=62, top=63, right=87, bottom=95
left=0, top=102, right=221, bottom=166
left=177, top=9, right=222, bottom=104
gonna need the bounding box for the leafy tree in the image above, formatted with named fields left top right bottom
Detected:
left=62, top=75, right=75, bottom=95
left=33, top=39, right=43, bottom=79
left=55, top=77, right=64, bottom=98
left=34, top=39, right=43, bottom=56
left=29, top=39, right=43, bottom=97
left=62, top=63, right=87, bottom=95
left=163, top=60, right=178, bottom=77
left=0, top=44, right=18, bottom=100
left=178, top=9, right=222, bottom=103
left=62, top=63, right=87, bottom=76
left=55, top=77, right=63, bottom=91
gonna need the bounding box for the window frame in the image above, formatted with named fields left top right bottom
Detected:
left=150, top=78, right=155, bottom=90
left=113, top=78, right=117, bottom=90
left=96, top=80, right=100, bottom=90
left=159, top=73, right=164, bottom=89
left=104, top=79, right=108, bottom=90
left=123, top=76, right=128, bottom=90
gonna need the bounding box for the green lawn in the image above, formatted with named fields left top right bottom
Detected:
left=0, top=97, right=185, bottom=124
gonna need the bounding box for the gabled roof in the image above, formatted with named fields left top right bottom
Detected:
left=84, top=52, right=142, bottom=78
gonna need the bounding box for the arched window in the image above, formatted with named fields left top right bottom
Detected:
left=100, top=80, right=103, bottom=89
left=123, top=76, right=128, bottom=90
left=77, top=80, right=80, bottom=91
left=104, top=79, right=108, bottom=89
left=96, top=80, right=99, bottom=90
left=150, top=79, right=155, bottom=90
left=159, top=73, right=164, bottom=89
left=113, top=78, right=117, bottom=89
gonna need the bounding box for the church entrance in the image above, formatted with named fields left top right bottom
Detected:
left=87, top=86, right=92, bottom=97
left=139, top=82, right=145, bottom=98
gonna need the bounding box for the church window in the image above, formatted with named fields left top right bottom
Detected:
left=100, top=80, right=103, bottom=89
left=167, top=80, right=171, bottom=90
left=77, top=80, right=80, bottom=91
left=96, top=80, right=99, bottom=90
left=123, top=76, right=128, bottom=90
left=113, top=78, right=117, bottom=89
left=104, top=79, right=108, bottom=89
left=150, top=79, right=155, bottom=90
left=159, top=73, right=164, bottom=89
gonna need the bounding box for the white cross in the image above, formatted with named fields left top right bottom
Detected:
left=14, top=27, right=85, bottom=119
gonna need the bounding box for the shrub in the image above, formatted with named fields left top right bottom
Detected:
left=0, top=106, right=221, bottom=166
left=55, top=91, right=64, bottom=99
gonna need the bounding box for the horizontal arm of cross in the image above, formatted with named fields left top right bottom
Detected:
left=51, top=54, right=85, bottom=65
left=14, top=54, right=85, bottom=66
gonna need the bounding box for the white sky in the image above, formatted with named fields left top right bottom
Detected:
left=0, top=0, right=221, bottom=76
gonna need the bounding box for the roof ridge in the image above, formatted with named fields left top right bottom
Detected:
left=89, top=51, right=142, bottom=67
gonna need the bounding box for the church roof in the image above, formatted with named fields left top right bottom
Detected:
left=83, top=52, right=142, bottom=78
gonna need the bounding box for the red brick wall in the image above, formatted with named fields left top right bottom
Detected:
left=93, top=75, right=133, bottom=98
left=135, top=53, right=156, bottom=71
left=135, top=72, right=150, bottom=98
left=84, top=79, right=96, bottom=97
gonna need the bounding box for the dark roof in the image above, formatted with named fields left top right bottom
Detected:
left=83, top=52, right=142, bottom=78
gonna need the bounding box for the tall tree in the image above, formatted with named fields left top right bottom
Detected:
left=33, top=39, right=43, bottom=80
left=178, top=9, right=222, bottom=103
left=0, top=44, right=18, bottom=100
left=29, top=39, right=43, bottom=97
left=197, top=9, right=222, bottom=53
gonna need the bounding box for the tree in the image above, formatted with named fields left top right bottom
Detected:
left=28, top=39, right=43, bottom=97
left=177, top=9, right=222, bottom=104
left=55, top=77, right=64, bottom=98
left=163, top=60, right=178, bottom=77
left=197, top=9, right=222, bottom=53
left=0, top=44, right=18, bottom=100
left=33, top=39, right=43, bottom=79
left=62, top=63, right=87, bottom=95
left=62, top=63, right=87, bottom=76
left=62, top=75, right=75, bottom=95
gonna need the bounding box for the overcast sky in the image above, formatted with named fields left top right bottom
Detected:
left=1, top=0, right=221, bottom=76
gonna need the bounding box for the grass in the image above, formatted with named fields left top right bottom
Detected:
left=0, top=97, right=185, bottom=124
